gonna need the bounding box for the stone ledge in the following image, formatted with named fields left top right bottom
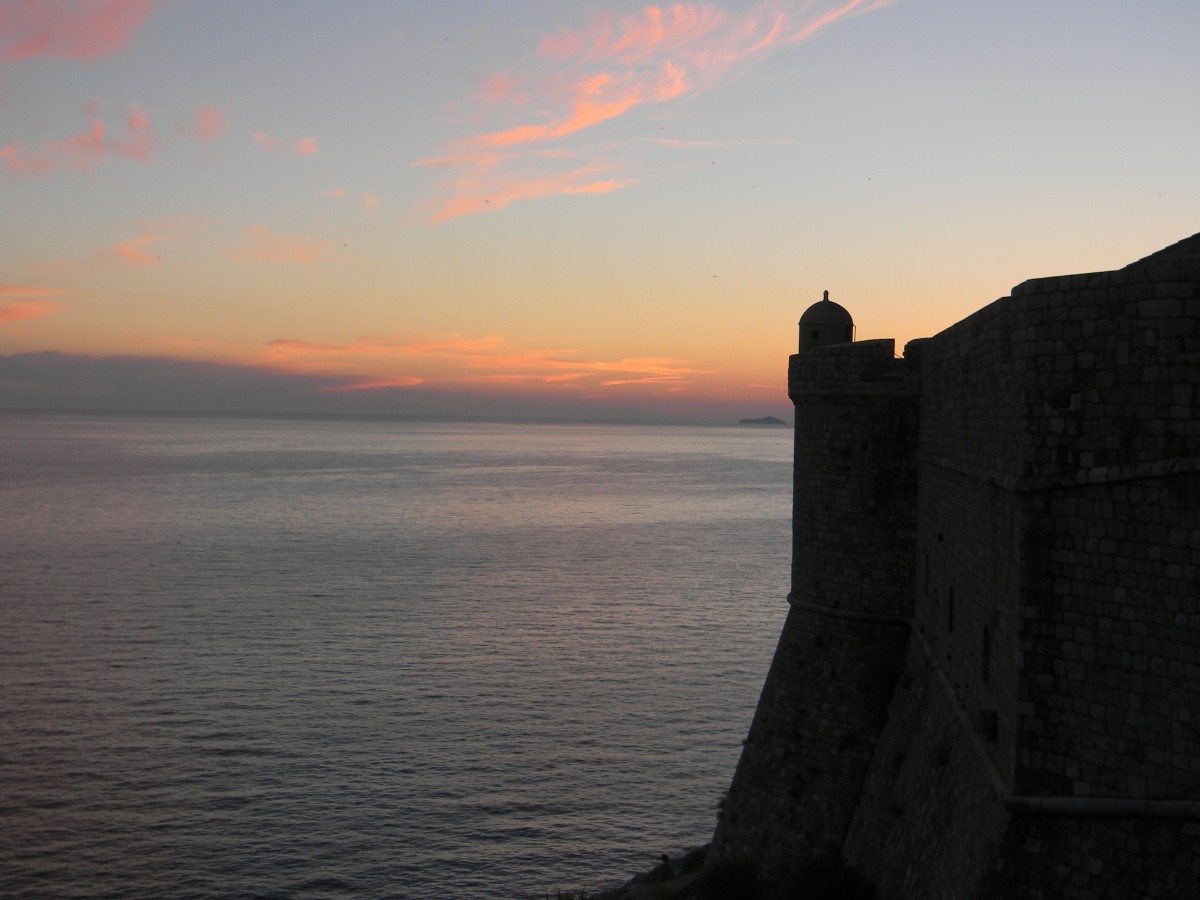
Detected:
left=1006, top=797, right=1200, bottom=819
left=786, top=595, right=911, bottom=626
left=916, top=453, right=1200, bottom=494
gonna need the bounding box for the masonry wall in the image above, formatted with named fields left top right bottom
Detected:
left=711, top=607, right=908, bottom=879
left=984, top=816, right=1200, bottom=900
left=708, top=233, right=1199, bottom=898
left=913, top=292, right=1028, bottom=783
left=842, top=633, right=1011, bottom=900
left=1009, top=242, right=1200, bottom=478
left=839, top=292, right=1029, bottom=898
left=1018, top=472, right=1200, bottom=801
left=709, top=339, right=919, bottom=880
left=852, top=236, right=1200, bottom=895
left=1008, top=241, right=1200, bottom=803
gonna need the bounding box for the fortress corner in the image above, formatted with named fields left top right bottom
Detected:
left=710, top=235, right=1200, bottom=898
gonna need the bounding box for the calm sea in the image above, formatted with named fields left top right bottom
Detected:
left=0, top=413, right=791, bottom=899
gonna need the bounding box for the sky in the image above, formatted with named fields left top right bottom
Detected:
left=1, top=0, right=1198, bottom=424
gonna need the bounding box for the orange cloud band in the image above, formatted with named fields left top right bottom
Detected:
left=262, top=333, right=713, bottom=397
left=0, top=300, right=58, bottom=325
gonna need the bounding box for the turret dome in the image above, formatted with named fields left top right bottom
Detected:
left=798, top=290, right=855, bottom=354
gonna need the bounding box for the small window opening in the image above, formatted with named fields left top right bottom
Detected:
left=810, top=329, right=820, bottom=340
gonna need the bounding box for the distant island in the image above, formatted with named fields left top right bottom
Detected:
left=738, top=416, right=786, bottom=425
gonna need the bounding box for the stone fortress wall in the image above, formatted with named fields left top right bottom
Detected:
left=710, top=233, right=1200, bottom=898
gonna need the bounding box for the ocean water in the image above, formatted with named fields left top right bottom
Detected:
left=0, top=413, right=791, bottom=899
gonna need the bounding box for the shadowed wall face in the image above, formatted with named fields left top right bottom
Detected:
left=711, top=337, right=919, bottom=879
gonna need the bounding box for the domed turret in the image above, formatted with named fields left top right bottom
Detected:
left=798, top=290, right=854, bottom=354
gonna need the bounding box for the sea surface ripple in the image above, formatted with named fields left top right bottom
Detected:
left=0, top=414, right=790, bottom=898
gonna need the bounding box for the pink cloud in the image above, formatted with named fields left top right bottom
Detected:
left=323, top=186, right=346, bottom=201
left=97, top=217, right=201, bottom=267
left=785, top=0, right=893, bottom=44
left=475, top=73, right=517, bottom=106
left=116, top=104, right=151, bottom=159
left=0, top=284, right=80, bottom=328
left=193, top=103, right=228, bottom=143
left=473, top=71, right=646, bottom=150
left=234, top=226, right=332, bottom=264
left=359, top=192, right=381, bottom=211
left=264, top=336, right=504, bottom=367
left=428, top=160, right=632, bottom=222
left=114, top=233, right=158, bottom=266
left=1, top=102, right=152, bottom=174
left=0, top=299, right=57, bottom=326
left=253, top=132, right=318, bottom=156
left=648, top=137, right=723, bottom=148
left=418, top=1, right=894, bottom=218
left=0, top=0, right=151, bottom=61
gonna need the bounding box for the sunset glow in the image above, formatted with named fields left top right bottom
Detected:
left=2, top=0, right=1197, bottom=422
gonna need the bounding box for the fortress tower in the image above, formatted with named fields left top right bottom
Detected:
left=710, top=234, right=1200, bottom=898
left=710, top=292, right=921, bottom=880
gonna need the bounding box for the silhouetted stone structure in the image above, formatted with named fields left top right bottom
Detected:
left=710, top=233, right=1200, bottom=898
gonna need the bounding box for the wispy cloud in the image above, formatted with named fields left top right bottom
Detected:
left=322, top=187, right=383, bottom=212
left=321, top=377, right=424, bottom=393
left=648, top=136, right=724, bottom=148
left=0, top=0, right=151, bottom=61
left=422, top=158, right=631, bottom=222
left=0, top=299, right=58, bottom=326
left=1, top=102, right=151, bottom=174
left=0, top=283, right=80, bottom=328
left=418, top=0, right=893, bottom=220
left=233, top=226, right=332, bottom=264
left=112, top=233, right=159, bottom=266
left=98, top=217, right=201, bottom=267
left=252, top=132, right=318, bottom=156
left=192, top=103, right=227, bottom=143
